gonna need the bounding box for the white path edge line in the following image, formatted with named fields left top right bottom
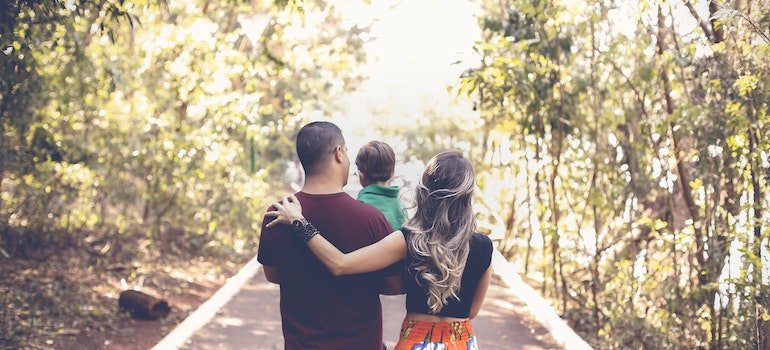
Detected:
left=491, top=250, right=594, bottom=350
left=152, top=256, right=262, bottom=350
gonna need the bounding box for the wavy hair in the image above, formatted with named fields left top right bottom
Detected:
left=401, top=150, right=476, bottom=313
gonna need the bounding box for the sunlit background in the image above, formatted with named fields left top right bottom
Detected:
left=328, top=0, right=482, bottom=151
left=291, top=0, right=485, bottom=195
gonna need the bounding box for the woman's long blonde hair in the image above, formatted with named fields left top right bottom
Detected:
left=402, top=150, right=476, bottom=314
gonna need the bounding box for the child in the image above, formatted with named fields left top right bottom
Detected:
left=355, top=141, right=406, bottom=230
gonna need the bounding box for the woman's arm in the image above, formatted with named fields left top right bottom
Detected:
left=468, top=267, right=493, bottom=319
left=305, top=229, right=406, bottom=275
left=266, top=195, right=407, bottom=275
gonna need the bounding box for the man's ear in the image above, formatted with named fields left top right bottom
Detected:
left=334, top=145, right=344, bottom=163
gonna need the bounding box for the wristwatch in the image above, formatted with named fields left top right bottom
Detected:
left=292, top=218, right=319, bottom=243
left=292, top=218, right=309, bottom=232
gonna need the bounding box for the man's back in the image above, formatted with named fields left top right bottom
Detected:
left=258, top=191, right=394, bottom=350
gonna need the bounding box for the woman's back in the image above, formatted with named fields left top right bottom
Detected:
left=401, top=229, right=493, bottom=318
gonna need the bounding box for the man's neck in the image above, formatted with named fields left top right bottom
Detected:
left=301, top=176, right=344, bottom=195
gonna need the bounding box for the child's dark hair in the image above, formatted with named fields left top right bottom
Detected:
left=355, top=141, right=396, bottom=183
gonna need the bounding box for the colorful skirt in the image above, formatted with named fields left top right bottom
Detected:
left=394, top=319, right=478, bottom=350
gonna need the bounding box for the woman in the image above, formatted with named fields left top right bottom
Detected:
left=267, top=150, right=493, bottom=350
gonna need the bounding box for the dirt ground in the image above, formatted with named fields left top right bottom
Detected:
left=51, top=277, right=226, bottom=350
left=0, top=248, right=243, bottom=350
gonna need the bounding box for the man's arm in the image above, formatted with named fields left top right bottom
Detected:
left=379, top=272, right=404, bottom=295
left=263, top=265, right=280, bottom=284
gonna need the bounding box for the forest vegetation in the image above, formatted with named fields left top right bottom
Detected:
left=1, top=0, right=768, bottom=349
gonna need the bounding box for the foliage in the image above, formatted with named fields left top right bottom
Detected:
left=1, top=0, right=369, bottom=253
left=1, top=0, right=370, bottom=345
left=460, top=0, right=770, bottom=348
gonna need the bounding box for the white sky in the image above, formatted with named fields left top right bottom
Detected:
left=356, top=0, right=481, bottom=104
left=329, top=0, right=482, bottom=146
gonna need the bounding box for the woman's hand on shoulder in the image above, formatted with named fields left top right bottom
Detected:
left=265, top=194, right=305, bottom=228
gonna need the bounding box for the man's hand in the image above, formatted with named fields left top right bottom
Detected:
left=265, top=194, right=305, bottom=228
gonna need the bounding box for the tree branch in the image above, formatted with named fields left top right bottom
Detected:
left=682, top=0, right=716, bottom=43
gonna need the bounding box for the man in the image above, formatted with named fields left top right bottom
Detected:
left=258, top=121, right=402, bottom=350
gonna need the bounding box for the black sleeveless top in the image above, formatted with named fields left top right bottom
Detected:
left=401, top=229, right=493, bottom=318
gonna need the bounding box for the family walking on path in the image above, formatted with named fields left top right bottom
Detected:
left=258, top=120, right=488, bottom=350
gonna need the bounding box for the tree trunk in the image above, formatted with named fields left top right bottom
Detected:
left=524, top=135, right=534, bottom=275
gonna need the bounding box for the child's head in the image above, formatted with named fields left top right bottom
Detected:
left=355, top=141, right=396, bottom=186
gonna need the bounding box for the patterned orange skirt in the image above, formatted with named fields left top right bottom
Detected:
left=394, top=319, right=478, bottom=350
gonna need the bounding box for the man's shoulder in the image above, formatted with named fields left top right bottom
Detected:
left=334, top=192, right=380, bottom=210
left=348, top=198, right=389, bottom=219
left=304, top=192, right=387, bottom=220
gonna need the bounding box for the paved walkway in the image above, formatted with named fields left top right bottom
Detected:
left=178, top=270, right=559, bottom=350
left=154, top=251, right=593, bottom=350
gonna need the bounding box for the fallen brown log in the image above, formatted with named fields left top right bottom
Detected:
left=118, top=290, right=171, bottom=320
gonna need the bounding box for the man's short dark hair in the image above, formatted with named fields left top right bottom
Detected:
left=296, top=121, right=345, bottom=176
left=355, top=140, right=395, bottom=183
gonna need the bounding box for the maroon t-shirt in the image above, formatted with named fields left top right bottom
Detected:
left=258, top=192, right=395, bottom=350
